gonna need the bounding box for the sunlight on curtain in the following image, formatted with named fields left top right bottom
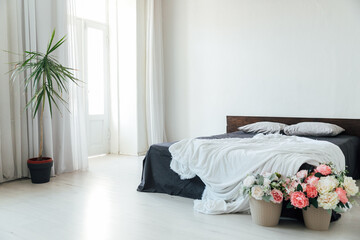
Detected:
left=145, top=0, right=167, bottom=145
left=107, top=0, right=167, bottom=154
left=67, top=0, right=89, bottom=171
left=108, top=0, right=139, bottom=155
left=0, top=0, right=29, bottom=182
left=75, top=0, right=107, bottom=24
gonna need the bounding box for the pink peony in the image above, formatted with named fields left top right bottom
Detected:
left=290, top=191, right=309, bottom=209
left=335, top=187, right=348, bottom=204
left=315, top=164, right=332, bottom=176
left=271, top=189, right=283, bottom=204
left=305, top=175, right=319, bottom=186
left=296, top=170, right=308, bottom=179
left=306, top=185, right=318, bottom=198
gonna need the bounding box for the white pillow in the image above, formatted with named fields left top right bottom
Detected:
left=284, top=122, right=345, bottom=137
left=238, top=121, right=288, bottom=134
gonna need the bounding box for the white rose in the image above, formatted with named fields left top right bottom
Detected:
left=316, top=176, right=339, bottom=195
left=344, top=177, right=359, bottom=196
left=318, top=192, right=339, bottom=210
left=251, top=185, right=264, bottom=200
left=243, top=175, right=256, bottom=188
left=263, top=178, right=271, bottom=187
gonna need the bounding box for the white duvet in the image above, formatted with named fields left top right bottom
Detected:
left=169, top=134, right=345, bottom=214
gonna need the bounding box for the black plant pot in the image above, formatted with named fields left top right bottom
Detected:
left=27, top=157, right=53, bottom=184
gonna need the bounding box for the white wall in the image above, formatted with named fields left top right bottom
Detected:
left=162, top=0, right=360, bottom=141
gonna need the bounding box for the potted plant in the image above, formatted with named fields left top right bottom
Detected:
left=9, top=30, right=80, bottom=183
left=284, top=164, right=359, bottom=231
left=241, top=172, right=284, bottom=227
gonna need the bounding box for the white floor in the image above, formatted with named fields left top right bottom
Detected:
left=0, top=154, right=359, bottom=240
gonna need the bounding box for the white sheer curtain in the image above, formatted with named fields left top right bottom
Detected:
left=0, top=0, right=88, bottom=183
left=108, top=0, right=167, bottom=154
left=67, top=0, right=88, bottom=171
left=145, top=0, right=167, bottom=145
left=0, top=0, right=29, bottom=182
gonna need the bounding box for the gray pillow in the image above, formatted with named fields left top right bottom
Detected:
left=284, top=122, right=344, bottom=137
left=238, top=121, right=288, bottom=134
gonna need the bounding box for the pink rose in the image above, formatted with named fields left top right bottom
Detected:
left=315, top=164, right=332, bottom=176
left=306, top=185, right=318, bottom=198
left=296, top=170, right=308, bottom=179
left=335, top=187, right=348, bottom=204
left=301, top=183, right=307, bottom=192
left=305, top=175, right=319, bottom=186
left=271, top=189, right=283, bottom=204
left=290, top=191, right=309, bottom=209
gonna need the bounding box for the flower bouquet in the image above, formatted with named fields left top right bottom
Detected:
left=284, top=163, right=359, bottom=231
left=241, top=172, right=284, bottom=227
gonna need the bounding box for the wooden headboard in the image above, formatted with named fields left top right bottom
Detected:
left=227, top=116, right=360, bottom=138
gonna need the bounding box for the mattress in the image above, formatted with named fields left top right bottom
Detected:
left=137, top=131, right=360, bottom=200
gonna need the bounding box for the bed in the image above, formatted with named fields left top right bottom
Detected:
left=138, top=116, right=360, bottom=195
left=137, top=116, right=360, bottom=217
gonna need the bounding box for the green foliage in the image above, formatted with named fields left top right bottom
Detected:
left=9, top=29, right=81, bottom=118
left=337, top=169, right=347, bottom=185
left=334, top=206, right=345, bottom=213
left=242, top=187, right=249, bottom=196
left=257, top=175, right=264, bottom=185
left=314, top=172, right=322, bottom=178
left=262, top=195, right=271, bottom=202
left=309, top=198, right=318, bottom=208
left=296, top=184, right=303, bottom=192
